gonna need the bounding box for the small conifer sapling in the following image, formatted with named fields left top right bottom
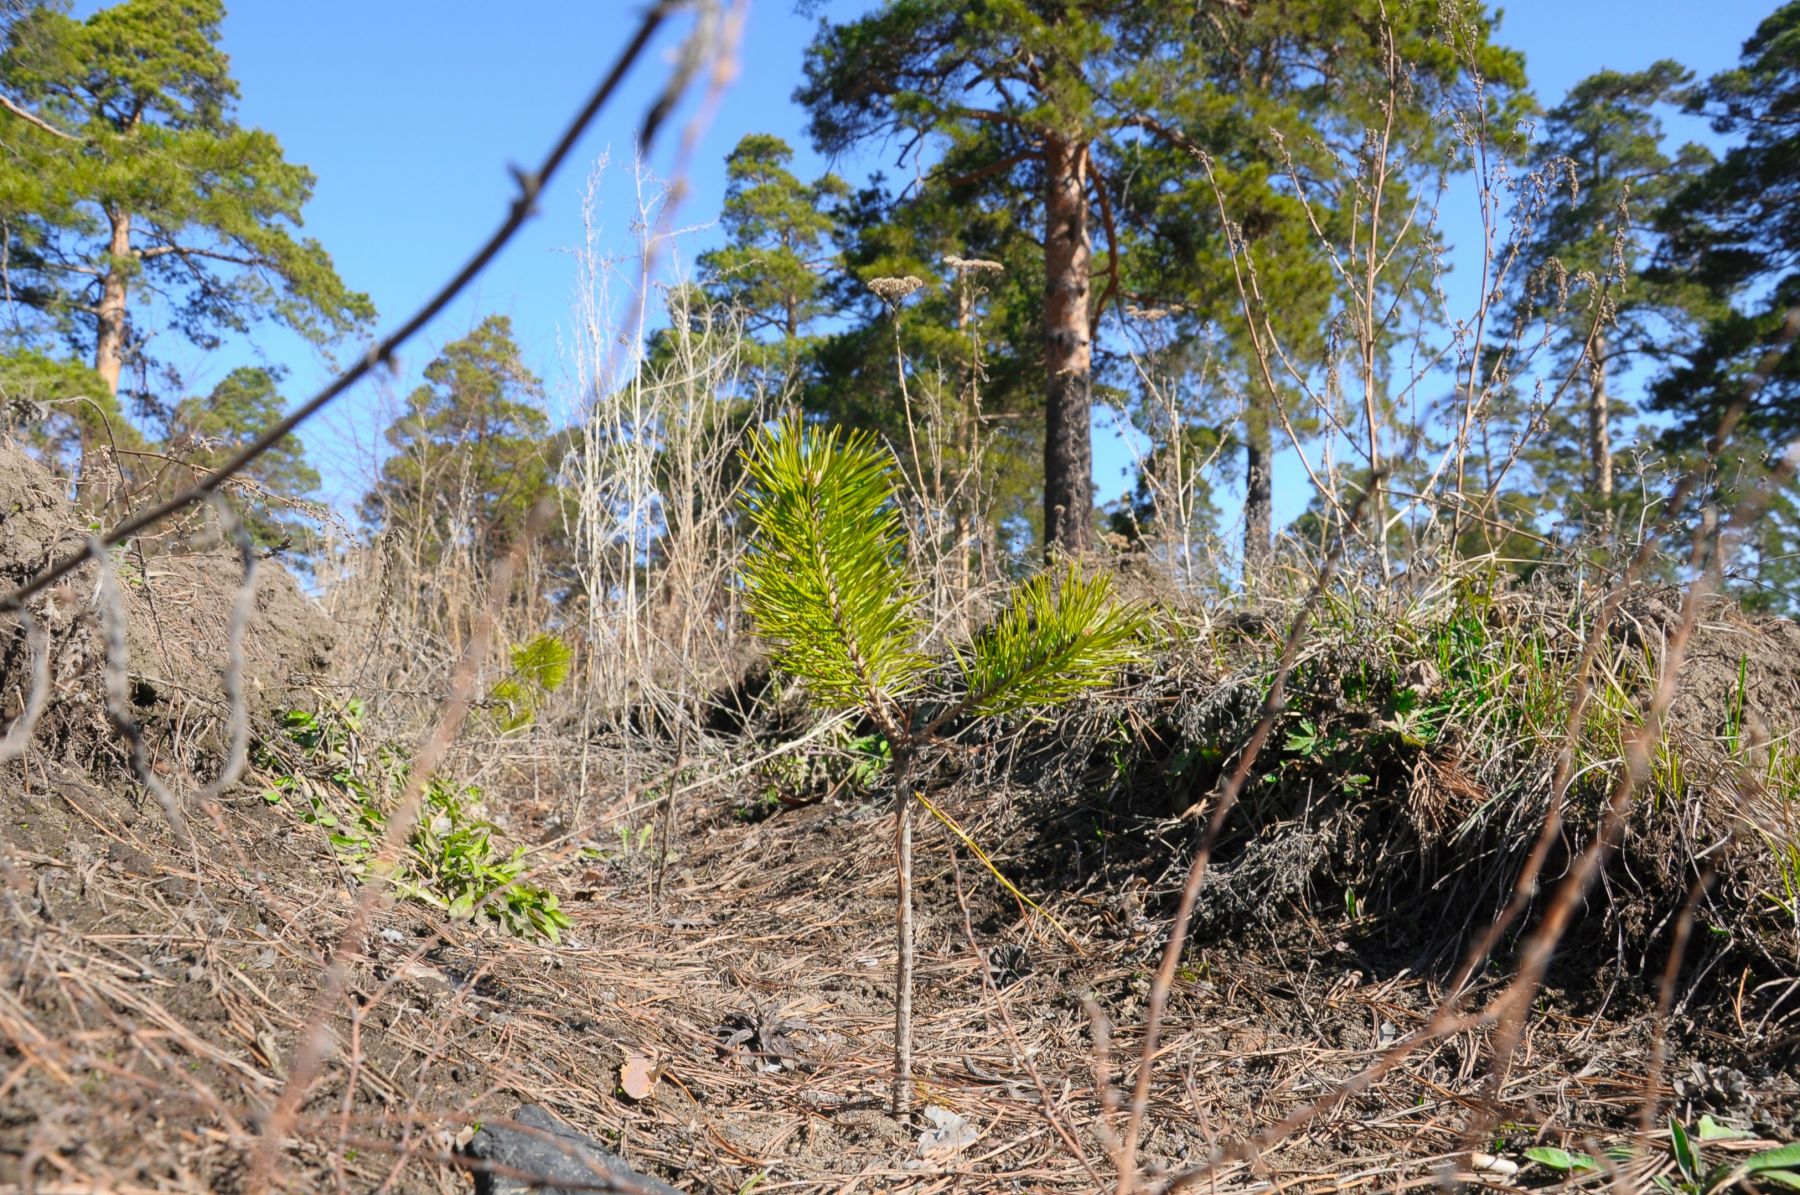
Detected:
left=739, top=417, right=1145, bottom=1116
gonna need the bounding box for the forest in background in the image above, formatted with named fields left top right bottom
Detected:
left=1, top=0, right=1796, bottom=618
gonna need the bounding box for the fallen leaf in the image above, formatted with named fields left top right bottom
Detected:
left=618, top=1050, right=657, bottom=1101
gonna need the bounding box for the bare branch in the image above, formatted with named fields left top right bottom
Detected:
left=92, top=538, right=188, bottom=835
left=135, top=243, right=268, bottom=267
left=0, top=90, right=79, bottom=141
left=193, top=496, right=256, bottom=800
left=0, top=607, right=50, bottom=764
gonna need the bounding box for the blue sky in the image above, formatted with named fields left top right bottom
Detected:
left=129, top=0, right=1780, bottom=522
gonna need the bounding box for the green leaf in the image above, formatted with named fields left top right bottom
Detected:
left=1284, top=720, right=1321, bottom=756
left=1671, top=1118, right=1699, bottom=1181
left=739, top=417, right=928, bottom=718
left=1751, top=1170, right=1800, bottom=1190
left=1525, top=1146, right=1600, bottom=1173
left=1747, top=1144, right=1800, bottom=1173
left=1696, top=1116, right=1755, bottom=1142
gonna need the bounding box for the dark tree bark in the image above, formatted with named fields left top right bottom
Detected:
left=1042, top=134, right=1094, bottom=559
left=1243, top=401, right=1273, bottom=578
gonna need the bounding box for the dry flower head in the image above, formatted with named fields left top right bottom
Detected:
left=867, top=275, right=926, bottom=306
left=943, top=255, right=1005, bottom=275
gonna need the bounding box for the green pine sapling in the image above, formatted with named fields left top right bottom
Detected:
left=739, top=416, right=1145, bottom=1117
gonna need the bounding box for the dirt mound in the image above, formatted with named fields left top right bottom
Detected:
left=0, top=442, right=357, bottom=1191
left=1629, top=587, right=1800, bottom=744
left=1041, top=583, right=1800, bottom=993
left=1, top=440, right=335, bottom=764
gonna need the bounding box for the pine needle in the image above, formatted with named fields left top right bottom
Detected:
left=914, top=790, right=1085, bottom=953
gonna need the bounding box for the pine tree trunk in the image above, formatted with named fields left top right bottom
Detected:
left=891, top=750, right=915, bottom=1119
left=1041, top=134, right=1093, bottom=560
left=1243, top=400, right=1273, bottom=582
left=94, top=208, right=131, bottom=396
left=1588, top=336, right=1613, bottom=510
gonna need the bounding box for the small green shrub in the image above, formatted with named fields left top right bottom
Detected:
left=740, top=725, right=893, bottom=820
left=259, top=700, right=570, bottom=942
left=737, top=416, right=1147, bottom=1115
left=489, top=633, right=574, bottom=732
left=1525, top=1117, right=1800, bottom=1192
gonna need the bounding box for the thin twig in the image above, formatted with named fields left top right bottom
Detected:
left=194, top=495, right=257, bottom=799
left=1115, top=478, right=1382, bottom=1193
left=0, top=1, right=676, bottom=616
left=0, top=607, right=49, bottom=765
left=92, top=538, right=186, bottom=835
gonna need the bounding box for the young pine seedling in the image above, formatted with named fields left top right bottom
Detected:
left=739, top=417, right=1146, bottom=1117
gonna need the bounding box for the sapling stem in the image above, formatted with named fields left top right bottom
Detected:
left=891, top=746, right=916, bottom=1119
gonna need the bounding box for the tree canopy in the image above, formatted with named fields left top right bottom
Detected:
left=0, top=0, right=373, bottom=412
left=798, top=0, right=1526, bottom=566
left=1651, top=1, right=1800, bottom=448
left=1647, top=1, right=1800, bottom=606
left=362, top=315, right=559, bottom=571
left=1504, top=62, right=1715, bottom=517
left=696, top=133, right=848, bottom=392
left=166, top=366, right=321, bottom=562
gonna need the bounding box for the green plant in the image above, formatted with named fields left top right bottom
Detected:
left=1736, top=718, right=1800, bottom=925
left=397, top=775, right=571, bottom=941
left=740, top=725, right=895, bottom=820
left=845, top=732, right=892, bottom=790
left=738, top=416, right=1146, bottom=1116
left=1524, top=1118, right=1800, bottom=1192
left=1725, top=654, right=1751, bottom=758
left=260, top=700, right=570, bottom=942
left=583, top=823, right=658, bottom=866
left=489, top=633, right=575, bottom=732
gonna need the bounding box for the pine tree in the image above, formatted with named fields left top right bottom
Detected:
left=1651, top=2, right=1800, bottom=448
left=1508, top=62, right=1715, bottom=518
left=0, top=0, right=373, bottom=411
left=798, top=5, right=1118, bottom=557
left=166, top=367, right=322, bottom=563
left=1648, top=2, right=1800, bottom=609
left=798, top=0, right=1524, bottom=566
left=738, top=416, right=1144, bottom=1117
left=1109, top=6, right=1525, bottom=572
left=362, top=316, right=557, bottom=571
left=809, top=169, right=1046, bottom=566
left=696, top=134, right=848, bottom=393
